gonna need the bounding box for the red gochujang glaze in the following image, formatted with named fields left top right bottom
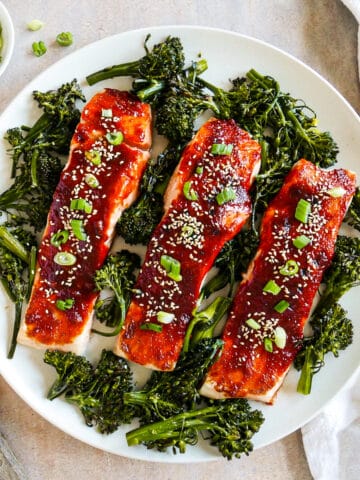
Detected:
left=200, top=159, right=357, bottom=404
left=115, top=117, right=261, bottom=371
left=17, top=89, right=152, bottom=354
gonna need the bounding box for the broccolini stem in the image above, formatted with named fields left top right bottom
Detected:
left=26, top=246, right=37, bottom=300
left=296, top=347, right=319, bottom=395
left=7, top=301, right=23, bottom=359
left=91, top=297, right=126, bottom=337
left=0, top=226, right=29, bottom=263
left=86, top=60, right=141, bottom=86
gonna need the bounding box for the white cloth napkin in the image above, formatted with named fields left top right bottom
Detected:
left=301, top=370, right=360, bottom=480
left=301, top=4, right=360, bottom=478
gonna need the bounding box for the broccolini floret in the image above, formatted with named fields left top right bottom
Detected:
left=295, top=235, right=359, bottom=394
left=86, top=35, right=185, bottom=88
left=1, top=79, right=85, bottom=231
left=93, top=250, right=141, bottom=335
left=0, top=225, right=37, bottom=358
left=45, top=349, right=134, bottom=433
left=123, top=338, right=223, bottom=424
left=126, top=398, right=264, bottom=459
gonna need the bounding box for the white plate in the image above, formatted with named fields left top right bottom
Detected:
left=0, top=25, right=360, bottom=463
left=0, top=1, right=14, bottom=78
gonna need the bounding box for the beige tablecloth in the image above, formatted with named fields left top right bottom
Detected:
left=0, top=1, right=359, bottom=479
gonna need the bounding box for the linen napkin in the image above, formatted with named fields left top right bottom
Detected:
left=301, top=4, right=360, bottom=479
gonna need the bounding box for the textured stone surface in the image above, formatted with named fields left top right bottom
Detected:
left=0, top=1, right=359, bottom=479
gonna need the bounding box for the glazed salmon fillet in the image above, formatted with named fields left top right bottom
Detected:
left=200, top=159, right=356, bottom=404
left=17, top=89, right=152, bottom=354
left=114, top=117, right=261, bottom=371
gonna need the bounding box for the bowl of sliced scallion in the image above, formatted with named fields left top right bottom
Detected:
left=0, top=1, right=14, bottom=78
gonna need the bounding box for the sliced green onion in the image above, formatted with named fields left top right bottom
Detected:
left=140, top=322, right=163, bottom=333
left=211, top=143, right=233, bottom=155
left=56, top=32, right=73, bottom=47
left=274, top=299, right=290, bottom=313
left=84, top=173, right=99, bottom=188
left=157, top=311, right=175, bottom=324
left=326, top=187, right=346, bottom=198
left=101, top=108, right=113, bottom=118
left=279, top=259, right=299, bottom=277
left=160, top=254, right=182, bottom=282
left=245, top=318, right=261, bottom=330
left=70, top=219, right=87, bottom=241
left=196, top=166, right=204, bottom=175
left=85, top=149, right=101, bottom=165
left=50, top=230, right=69, bottom=248
left=216, top=187, right=236, bottom=205
left=27, top=19, right=44, bottom=31
left=295, top=198, right=311, bottom=223
left=181, top=225, right=194, bottom=237
left=274, top=326, right=287, bottom=349
left=106, top=131, right=123, bottom=145
left=293, top=235, right=311, bottom=249
left=70, top=198, right=93, bottom=214
left=32, top=40, right=47, bottom=57
left=263, top=279, right=281, bottom=295
left=54, top=251, right=77, bottom=266
left=264, top=337, right=273, bottom=353
left=56, top=298, right=75, bottom=311
left=183, top=181, right=198, bottom=201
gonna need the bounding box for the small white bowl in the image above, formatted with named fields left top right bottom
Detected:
left=0, top=2, right=14, bottom=78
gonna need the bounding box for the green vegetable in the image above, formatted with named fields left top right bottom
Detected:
left=126, top=398, right=264, bottom=459
left=32, top=40, right=47, bottom=57
left=345, top=187, right=360, bottom=231
left=123, top=338, right=223, bottom=425
left=216, top=187, right=236, bottom=205
left=211, top=143, right=233, bottom=155
left=116, top=144, right=183, bottom=245
left=263, top=279, right=281, bottom=295
left=45, top=349, right=134, bottom=433
left=86, top=35, right=185, bottom=87
left=50, top=230, right=69, bottom=248
left=183, top=180, right=198, bottom=201
left=295, top=198, right=311, bottom=223
left=295, top=235, right=359, bottom=394
left=1, top=80, right=85, bottom=231
left=70, top=219, right=87, bottom=241
left=295, top=304, right=353, bottom=395
left=279, top=259, right=299, bottom=277
left=70, top=198, right=92, bottom=214
left=140, top=322, right=163, bottom=332
left=292, top=234, right=311, bottom=249
left=160, top=254, right=182, bottom=282
left=56, top=298, right=74, bottom=311
left=105, top=131, right=123, bottom=145
left=27, top=20, right=44, bottom=31
left=54, top=251, right=76, bottom=266
left=93, top=250, right=140, bottom=335
left=0, top=226, right=36, bottom=358
left=56, top=32, right=73, bottom=47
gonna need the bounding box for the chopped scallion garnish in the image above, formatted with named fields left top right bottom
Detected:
left=264, top=337, right=273, bottom=352
left=101, top=108, right=113, bottom=118
left=326, top=187, right=346, bottom=198
left=84, top=173, right=99, bottom=188
left=106, top=131, right=123, bottom=145
left=245, top=318, right=261, bottom=330
left=27, top=19, right=44, bottom=31
left=70, top=198, right=93, bottom=214
left=295, top=198, right=311, bottom=223
left=279, top=259, right=299, bottom=277
left=263, top=279, right=281, bottom=295
left=54, top=251, right=77, bottom=266
left=274, top=326, right=287, bottom=349
left=157, top=311, right=175, bottom=324
left=274, top=299, right=290, bottom=313
left=216, top=187, right=236, bottom=205
left=56, top=298, right=75, bottom=311
left=50, top=230, right=69, bottom=248
left=56, top=32, right=73, bottom=47
left=70, top=219, right=87, bottom=241
left=140, top=322, right=163, bottom=333
left=211, top=143, right=233, bottom=155
left=160, top=254, right=182, bottom=282
left=183, top=181, right=198, bottom=201
left=85, top=149, right=101, bottom=165
left=293, top=235, right=311, bottom=249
